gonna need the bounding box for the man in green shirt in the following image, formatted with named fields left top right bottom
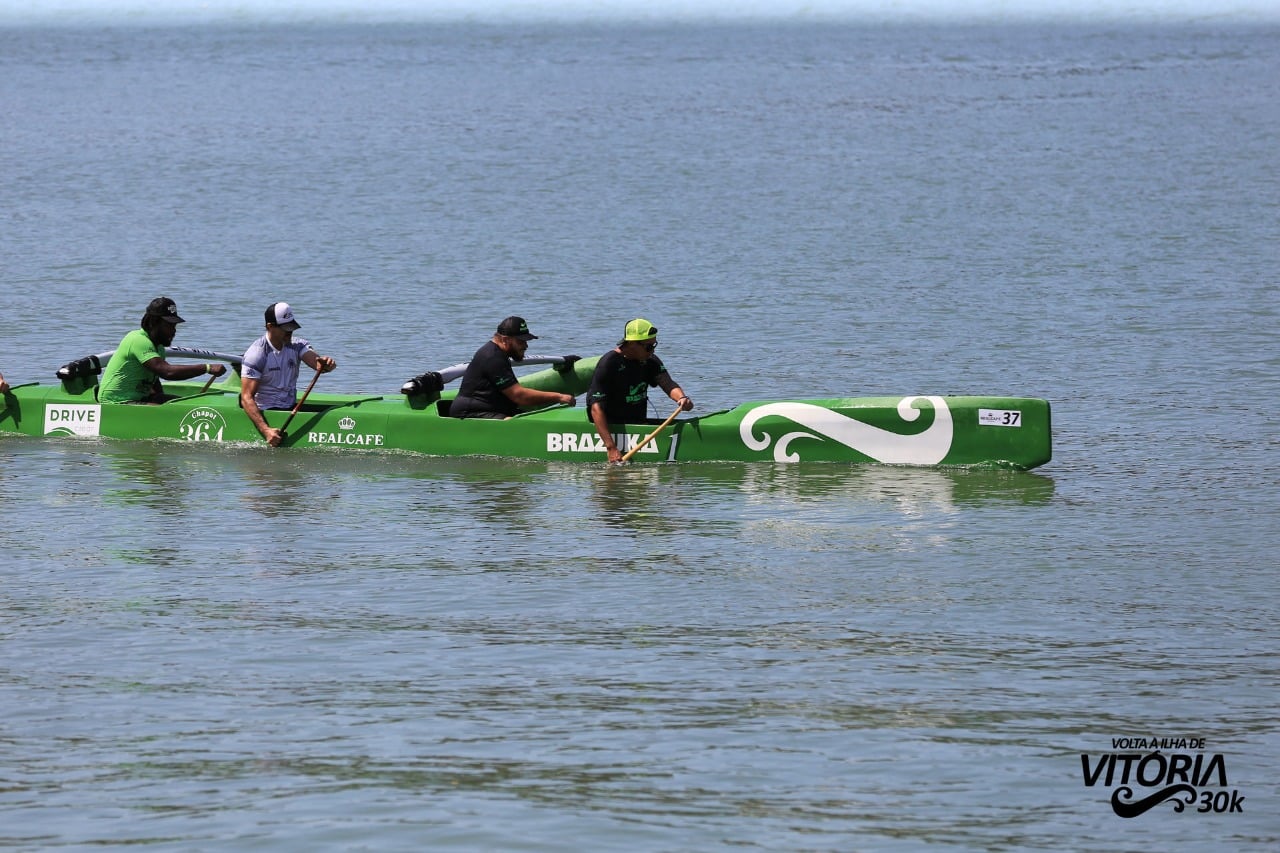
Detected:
left=98, top=297, right=226, bottom=403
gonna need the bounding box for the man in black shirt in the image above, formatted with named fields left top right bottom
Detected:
left=586, top=318, right=693, bottom=463
left=449, top=316, right=576, bottom=419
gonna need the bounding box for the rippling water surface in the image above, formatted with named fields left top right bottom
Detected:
left=2, top=19, right=1278, bottom=851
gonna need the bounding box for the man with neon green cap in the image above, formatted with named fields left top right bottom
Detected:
left=586, top=318, right=693, bottom=463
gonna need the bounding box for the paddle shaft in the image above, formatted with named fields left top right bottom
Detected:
left=620, top=404, right=682, bottom=462
left=278, top=366, right=323, bottom=438
left=169, top=363, right=227, bottom=402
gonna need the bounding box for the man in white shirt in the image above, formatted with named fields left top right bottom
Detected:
left=240, top=302, right=337, bottom=446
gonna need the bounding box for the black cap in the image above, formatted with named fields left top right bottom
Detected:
left=145, top=297, right=185, bottom=324
left=496, top=316, right=538, bottom=341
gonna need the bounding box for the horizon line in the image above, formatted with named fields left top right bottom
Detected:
left=3, top=2, right=1279, bottom=27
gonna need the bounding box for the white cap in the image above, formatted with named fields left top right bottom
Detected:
left=266, top=302, right=301, bottom=331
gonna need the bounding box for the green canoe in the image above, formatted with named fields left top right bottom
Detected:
left=0, top=347, right=1052, bottom=469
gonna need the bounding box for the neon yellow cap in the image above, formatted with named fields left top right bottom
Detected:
left=623, top=318, right=658, bottom=341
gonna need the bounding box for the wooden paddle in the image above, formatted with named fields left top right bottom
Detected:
left=278, top=366, right=323, bottom=440
left=620, top=404, right=683, bottom=463
left=170, top=363, right=225, bottom=402
left=196, top=365, right=221, bottom=394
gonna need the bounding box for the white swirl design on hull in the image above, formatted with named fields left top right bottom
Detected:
left=739, top=398, right=953, bottom=463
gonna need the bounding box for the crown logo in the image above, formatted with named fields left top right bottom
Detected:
left=338, top=417, right=356, bottom=430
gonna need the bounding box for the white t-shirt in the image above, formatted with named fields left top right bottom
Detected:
left=241, top=334, right=312, bottom=410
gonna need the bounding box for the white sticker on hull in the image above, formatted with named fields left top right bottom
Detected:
left=45, top=403, right=101, bottom=437
left=739, top=397, right=953, bottom=464
left=978, top=409, right=1022, bottom=427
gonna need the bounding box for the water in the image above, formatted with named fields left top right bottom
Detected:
left=2, top=19, right=1278, bottom=851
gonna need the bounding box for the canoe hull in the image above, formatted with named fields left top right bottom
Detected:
left=1, top=361, right=1051, bottom=469
left=678, top=396, right=1052, bottom=467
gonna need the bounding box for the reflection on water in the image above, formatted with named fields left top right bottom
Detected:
left=375, top=455, right=578, bottom=538
left=229, top=449, right=335, bottom=519
left=11, top=441, right=1060, bottom=578
left=671, top=463, right=1055, bottom=557
left=447, top=461, right=559, bottom=535
left=99, top=443, right=191, bottom=513
left=17, top=443, right=1055, bottom=556
left=578, top=463, right=1056, bottom=538
left=691, top=463, right=1056, bottom=509
left=94, top=443, right=216, bottom=566
left=586, top=463, right=669, bottom=535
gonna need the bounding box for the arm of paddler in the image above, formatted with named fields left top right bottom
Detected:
left=657, top=374, right=693, bottom=412
left=143, top=356, right=226, bottom=382
left=501, top=382, right=576, bottom=410
left=302, top=350, right=337, bottom=373
left=240, top=376, right=284, bottom=447
left=589, top=400, right=623, bottom=464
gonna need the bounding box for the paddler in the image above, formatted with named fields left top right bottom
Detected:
left=448, top=316, right=577, bottom=419
left=586, top=318, right=693, bottom=463
left=97, top=297, right=227, bottom=404
left=240, top=302, right=338, bottom=447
